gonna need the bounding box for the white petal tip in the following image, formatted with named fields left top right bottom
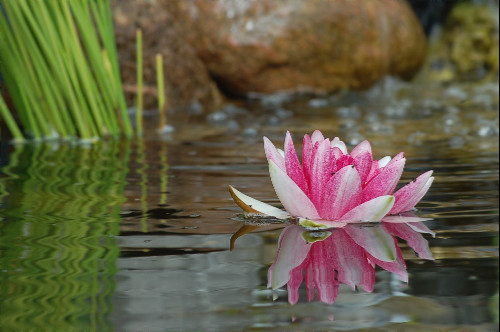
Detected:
left=229, top=185, right=289, bottom=219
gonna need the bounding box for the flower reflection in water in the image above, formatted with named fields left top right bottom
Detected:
left=231, top=215, right=434, bottom=305
left=267, top=217, right=434, bottom=304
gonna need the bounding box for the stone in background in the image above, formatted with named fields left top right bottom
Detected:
left=112, top=0, right=426, bottom=112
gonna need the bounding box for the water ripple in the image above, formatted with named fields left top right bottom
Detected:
left=0, top=142, right=128, bottom=331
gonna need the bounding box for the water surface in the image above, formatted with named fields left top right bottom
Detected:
left=0, top=79, right=498, bottom=331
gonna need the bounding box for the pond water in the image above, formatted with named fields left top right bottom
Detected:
left=0, top=78, right=498, bottom=331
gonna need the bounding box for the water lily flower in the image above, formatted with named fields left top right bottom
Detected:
left=229, top=130, right=434, bottom=229
left=268, top=219, right=435, bottom=304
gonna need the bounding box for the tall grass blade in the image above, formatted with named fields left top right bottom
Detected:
left=0, top=0, right=133, bottom=142
left=0, top=96, right=24, bottom=142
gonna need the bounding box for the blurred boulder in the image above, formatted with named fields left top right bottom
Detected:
left=112, top=0, right=426, bottom=105
left=112, top=0, right=223, bottom=115
left=177, top=0, right=427, bottom=97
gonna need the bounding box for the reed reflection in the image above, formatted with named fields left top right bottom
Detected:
left=0, top=141, right=129, bottom=331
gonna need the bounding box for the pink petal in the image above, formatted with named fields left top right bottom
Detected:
left=311, top=130, right=325, bottom=144
left=389, top=152, right=405, bottom=163
left=384, top=223, right=434, bottom=260
left=264, top=136, right=285, bottom=171
left=310, top=139, right=335, bottom=207
left=378, top=156, right=391, bottom=168
left=331, top=137, right=347, bottom=154
left=269, top=160, right=320, bottom=219
left=336, top=154, right=355, bottom=171
left=287, top=263, right=306, bottom=304
left=305, top=263, right=316, bottom=302
left=343, top=223, right=398, bottom=262
left=362, top=158, right=406, bottom=202
left=330, top=229, right=375, bottom=292
left=331, top=146, right=344, bottom=160
left=354, top=151, right=373, bottom=185
left=406, top=221, right=435, bottom=237
left=339, top=195, right=395, bottom=222
left=302, top=134, right=313, bottom=184
left=350, top=140, right=372, bottom=158
left=308, top=243, right=339, bottom=304
left=390, top=171, right=434, bottom=214
left=366, top=160, right=381, bottom=183
left=383, top=214, right=435, bottom=237
left=284, top=131, right=309, bottom=195
left=367, top=238, right=408, bottom=282
left=319, top=165, right=362, bottom=220
left=268, top=225, right=312, bottom=289
left=382, top=215, right=432, bottom=223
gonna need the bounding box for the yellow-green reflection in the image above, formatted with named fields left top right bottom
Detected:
left=0, top=141, right=130, bottom=332
left=132, top=139, right=170, bottom=232
left=136, top=139, right=149, bottom=232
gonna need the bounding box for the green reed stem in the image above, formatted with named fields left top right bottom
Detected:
left=0, top=0, right=133, bottom=141
left=136, top=29, right=144, bottom=137
left=0, top=96, right=24, bottom=143
left=90, top=1, right=133, bottom=137
left=156, top=54, right=166, bottom=131
left=0, top=1, right=52, bottom=139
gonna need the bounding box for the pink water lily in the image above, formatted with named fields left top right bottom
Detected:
left=268, top=219, right=435, bottom=305
left=229, top=130, right=434, bottom=229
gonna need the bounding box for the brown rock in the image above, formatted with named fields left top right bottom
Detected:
left=112, top=0, right=223, bottom=115
left=178, top=0, right=427, bottom=97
